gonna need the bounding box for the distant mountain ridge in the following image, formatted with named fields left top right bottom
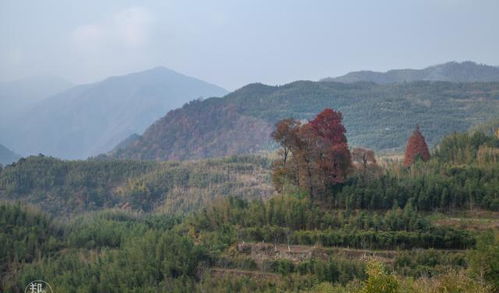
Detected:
left=0, top=144, right=20, bottom=166
left=2, top=67, right=228, bottom=159
left=0, top=75, right=73, bottom=133
left=322, top=61, right=499, bottom=84
left=111, top=80, right=499, bottom=161
left=0, top=75, right=73, bottom=106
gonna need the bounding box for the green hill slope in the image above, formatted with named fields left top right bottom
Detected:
left=0, top=155, right=272, bottom=217
left=322, top=61, right=499, bottom=83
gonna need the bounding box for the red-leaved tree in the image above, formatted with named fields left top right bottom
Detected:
left=403, top=125, right=431, bottom=167
left=271, top=108, right=351, bottom=199
left=309, top=108, right=351, bottom=184
left=309, top=108, right=347, bottom=145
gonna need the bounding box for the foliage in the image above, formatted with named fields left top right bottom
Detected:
left=323, top=61, right=499, bottom=84
left=1, top=203, right=205, bottom=292
left=467, top=230, right=499, bottom=291
left=351, top=147, right=377, bottom=169
left=260, top=257, right=367, bottom=285
left=271, top=108, right=351, bottom=198
left=394, top=249, right=466, bottom=277
left=0, top=155, right=272, bottom=216
left=403, top=126, right=431, bottom=167
left=0, top=156, right=156, bottom=215
left=0, top=203, right=62, bottom=280
left=434, top=130, right=499, bottom=165
left=270, top=127, right=499, bottom=212
left=65, top=210, right=180, bottom=249
left=112, top=81, right=499, bottom=160
left=0, top=199, right=494, bottom=292
left=360, top=260, right=399, bottom=293
left=401, top=270, right=492, bottom=293
left=1, top=128, right=498, bottom=292
left=332, top=130, right=499, bottom=211
left=332, top=163, right=499, bottom=211
left=190, top=196, right=475, bottom=250
left=18, top=231, right=206, bottom=292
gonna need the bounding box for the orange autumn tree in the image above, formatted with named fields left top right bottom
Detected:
left=403, top=125, right=431, bottom=167
left=272, top=108, right=351, bottom=199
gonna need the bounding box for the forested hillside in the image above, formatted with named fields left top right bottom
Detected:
left=112, top=81, right=499, bottom=161
left=322, top=61, right=499, bottom=84
left=1, top=125, right=498, bottom=292
left=0, top=155, right=272, bottom=217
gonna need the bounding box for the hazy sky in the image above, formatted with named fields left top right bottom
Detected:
left=1, top=0, right=498, bottom=90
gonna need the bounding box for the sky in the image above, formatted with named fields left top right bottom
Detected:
left=1, top=0, right=498, bottom=91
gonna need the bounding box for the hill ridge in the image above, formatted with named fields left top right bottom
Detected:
left=322, top=61, right=499, bottom=84
left=111, top=80, right=499, bottom=161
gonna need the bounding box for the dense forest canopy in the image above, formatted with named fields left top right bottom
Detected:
left=271, top=113, right=498, bottom=211
left=0, top=155, right=272, bottom=217
left=1, top=115, right=498, bottom=292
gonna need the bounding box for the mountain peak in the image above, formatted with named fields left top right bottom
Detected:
left=102, top=66, right=181, bottom=82
left=2, top=67, right=228, bottom=159
left=136, top=66, right=182, bottom=76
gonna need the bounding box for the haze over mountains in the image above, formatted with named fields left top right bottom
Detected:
left=2, top=61, right=499, bottom=162
left=0, top=75, right=73, bottom=109
left=0, top=75, right=73, bottom=136
left=1, top=67, right=228, bottom=159
left=0, top=144, right=20, bottom=166
left=322, top=61, right=499, bottom=84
